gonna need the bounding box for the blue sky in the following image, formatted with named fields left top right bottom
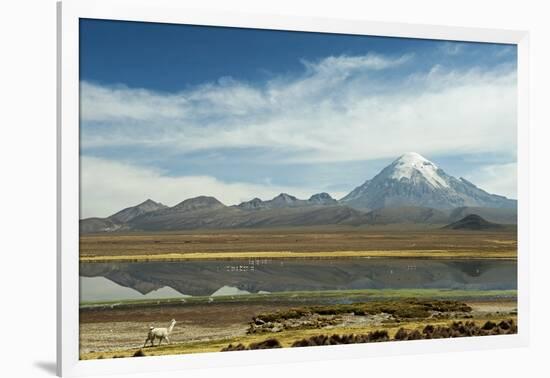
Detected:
left=79, top=19, right=517, bottom=217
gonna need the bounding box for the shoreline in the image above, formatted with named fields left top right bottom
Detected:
left=79, top=288, right=518, bottom=308
left=79, top=249, right=517, bottom=263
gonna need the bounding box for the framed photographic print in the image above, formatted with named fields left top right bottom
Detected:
left=57, top=0, right=529, bottom=376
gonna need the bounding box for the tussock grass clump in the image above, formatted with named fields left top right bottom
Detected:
left=368, top=330, right=390, bottom=342
left=498, top=320, right=513, bottom=330
left=394, top=328, right=409, bottom=341
left=420, top=319, right=516, bottom=339
left=249, top=338, right=282, bottom=350
left=221, top=338, right=282, bottom=352
left=222, top=319, right=516, bottom=352
left=291, top=330, right=389, bottom=348
left=407, top=330, right=423, bottom=340
left=221, top=343, right=248, bottom=352
left=291, top=319, right=516, bottom=349
left=395, top=328, right=423, bottom=340
left=482, top=321, right=497, bottom=330
left=133, top=349, right=146, bottom=357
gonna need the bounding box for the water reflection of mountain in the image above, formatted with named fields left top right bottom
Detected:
left=79, top=258, right=517, bottom=297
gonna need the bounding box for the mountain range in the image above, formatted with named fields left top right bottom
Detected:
left=80, top=152, right=517, bottom=233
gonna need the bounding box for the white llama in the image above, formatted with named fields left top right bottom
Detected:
left=144, top=319, right=176, bottom=347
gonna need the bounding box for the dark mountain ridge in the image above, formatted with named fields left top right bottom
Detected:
left=236, top=192, right=337, bottom=210
left=443, top=214, right=505, bottom=231
left=108, top=199, right=167, bottom=224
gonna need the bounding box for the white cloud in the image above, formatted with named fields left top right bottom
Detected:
left=80, top=53, right=516, bottom=165
left=80, top=82, right=188, bottom=122
left=463, top=162, right=517, bottom=199
left=301, top=53, right=413, bottom=74
left=80, top=156, right=346, bottom=218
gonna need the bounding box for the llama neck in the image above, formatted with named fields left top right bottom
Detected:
left=168, top=321, right=175, bottom=334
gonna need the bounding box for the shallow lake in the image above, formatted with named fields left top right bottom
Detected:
left=79, top=258, right=517, bottom=303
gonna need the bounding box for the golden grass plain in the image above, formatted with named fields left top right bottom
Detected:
left=80, top=227, right=517, bottom=262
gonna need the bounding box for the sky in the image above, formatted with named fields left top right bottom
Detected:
left=79, top=18, right=518, bottom=218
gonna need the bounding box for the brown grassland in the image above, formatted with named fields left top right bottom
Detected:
left=79, top=227, right=517, bottom=262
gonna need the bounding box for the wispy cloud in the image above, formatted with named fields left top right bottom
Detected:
left=301, top=53, right=413, bottom=74
left=80, top=52, right=516, bottom=165
left=463, top=162, right=517, bottom=199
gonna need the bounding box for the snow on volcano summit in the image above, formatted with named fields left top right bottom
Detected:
left=389, top=152, right=449, bottom=188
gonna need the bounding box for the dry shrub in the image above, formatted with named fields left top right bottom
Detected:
left=291, top=330, right=389, bottom=348
left=498, top=320, right=512, bottom=330
left=227, top=319, right=517, bottom=352
left=368, top=330, right=390, bottom=342
left=482, top=321, right=497, bottom=330
left=221, top=343, right=248, bottom=352
left=249, top=338, right=282, bottom=350
left=407, top=330, right=423, bottom=340
left=133, top=349, right=146, bottom=357
left=425, top=320, right=516, bottom=339
left=394, top=328, right=409, bottom=341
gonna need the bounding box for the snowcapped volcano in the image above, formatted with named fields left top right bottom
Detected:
left=388, top=152, right=449, bottom=188
left=341, top=152, right=516, bottom=210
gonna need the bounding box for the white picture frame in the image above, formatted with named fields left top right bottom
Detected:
left=57, top=0, right=530, bottom=376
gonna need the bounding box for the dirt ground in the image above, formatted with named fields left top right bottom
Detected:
left=80, top=302, right=297, bottom=354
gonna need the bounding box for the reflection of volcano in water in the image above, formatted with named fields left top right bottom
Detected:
left=80, top=258, right=517, bottom=299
